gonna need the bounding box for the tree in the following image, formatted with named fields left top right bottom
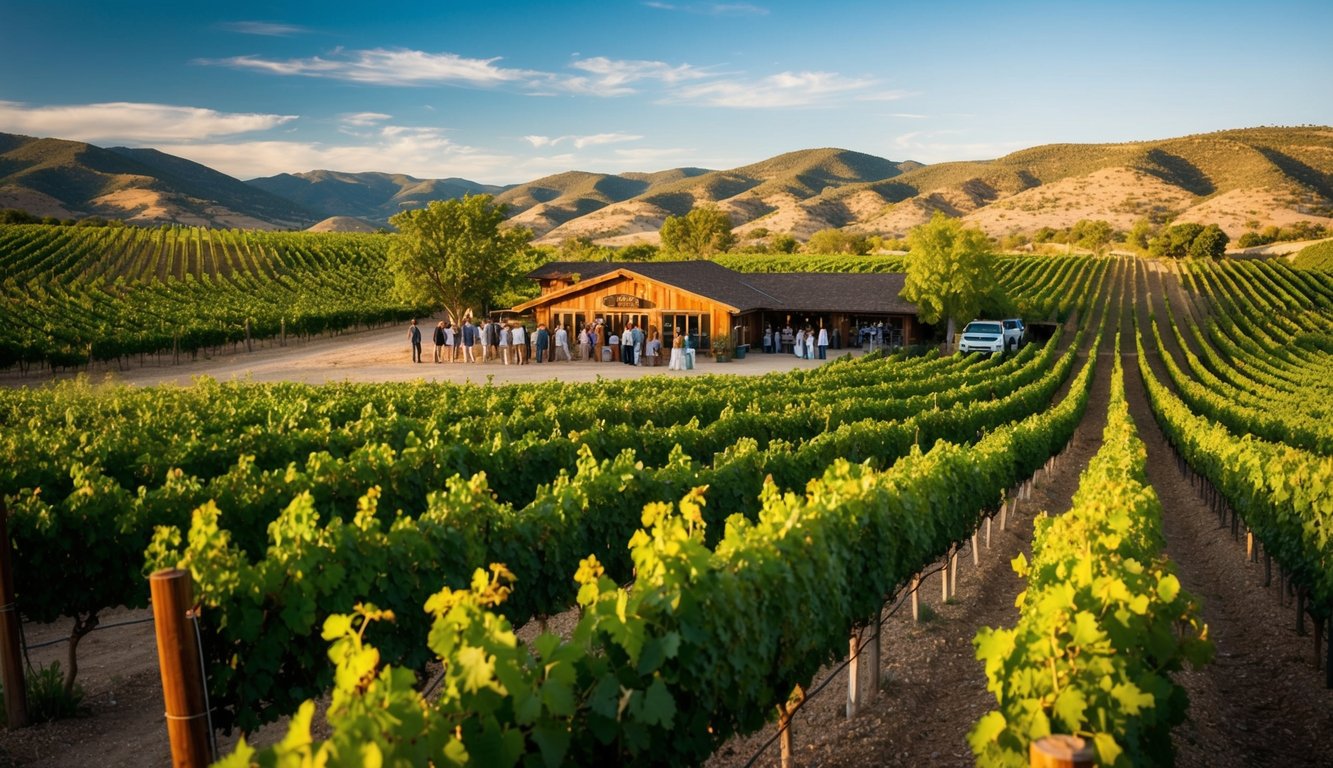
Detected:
left=1187, top=224, right=1229, bottom=259
left=659, top=205, right=735, bottom=258
left=900, top=212, right=997, bottom=347
left=1126, top=218, right=1155, bottom=253
left=771, top=233, right=799, bottom=253
left=1148, top=223, right=1205, bottom=258
left=1071, top=219, right=1114, bottom=255
left=805, top=228, right=871, bottom=255
left=388, top=195, right=532, bottom=324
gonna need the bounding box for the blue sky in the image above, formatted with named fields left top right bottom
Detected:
left=2, top=0, right=1330, bottom=184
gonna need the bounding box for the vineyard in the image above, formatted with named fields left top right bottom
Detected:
left=0, top=224, right=424, bottom=372
left=1, top=247, right=1331, bottom=767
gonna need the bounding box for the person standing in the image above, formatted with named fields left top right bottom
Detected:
left=462, top=318, right=477, bottom=363
left=534, top=324, right=549, bottom=364
left=782, top=324, right=794, bottom=354
left=442, top=321, right=455, bottom=362
left=499, top=323, right=511, bottom=365
left=579, top=324, right=592, bottom=362
left=668, top=327, right=684, bottom=370
left=763, top=325, right=773, bottom=354
left=631, top=322, right=645, bottom=366
left=432, top=321, right=446, bottom=363
left=592, top=320, right=605, bottom=362
left=555, top=324, right=571, bottom=361
left=480, top=318, right=494, bottom=362
left=408, top=319, right=422, bottom=363
left=793, top=328, right=805, bottom=358
left=608, top=329, right=621, bottom=364
left=805, top=327, right=816, bottom=360
left=511, top=323, right=527, bottom=364
left=817, top=325, right=829, bottom=360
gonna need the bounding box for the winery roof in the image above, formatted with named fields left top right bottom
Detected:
left=526, top=261, right=916, bottom=315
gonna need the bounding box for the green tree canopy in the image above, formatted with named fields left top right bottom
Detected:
left=1187, top=223, right=1229, bottom=259
left=659, top=205, right=735, bottom=258
left=1071, top=219, right=1115, bottom=255
left=388, top=195, right=532, bottom=323
left=805, top=228, right=872, bottom=255
left=900, top=212, right=998, bottom=345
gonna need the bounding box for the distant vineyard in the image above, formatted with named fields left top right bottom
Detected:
left=1291, top=239, right=1333, bottom=271
left=0, top=224, right=424, bottom=371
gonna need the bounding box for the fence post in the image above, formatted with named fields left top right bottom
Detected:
left=1030, top=735, right=1095, bottom=768
left=149, top=568, right=211, bottom=768
left=846, top=628, right=861, bottom=718
left=865, top=611, right=880, bottom=704
left=0, top=501, right=29, bottom=729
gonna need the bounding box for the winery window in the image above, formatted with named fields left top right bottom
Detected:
left=662, top=313, right=711, bottom=350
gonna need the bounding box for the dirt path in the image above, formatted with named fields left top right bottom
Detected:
left=1127, top=258, right=1333, bottom=768
left=709, top=257, right=1127, bottom=767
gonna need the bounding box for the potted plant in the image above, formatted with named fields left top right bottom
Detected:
left=712, top=334, right=733, bottom=362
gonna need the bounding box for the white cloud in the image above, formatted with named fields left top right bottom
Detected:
left=564, top=57, right=712, bottom=95
left=202, top=48, right=541, bottom=87
left=218, top=21, right=309, bottom=37
left=341, top=112, right=393, bottom=127
left=522, top=132, right=643, bottom=149
left=156, top=126, right=516, bottom=180
left=669, top=71, right=878, bottom=108
left=0, top=100, right=296, bottom=143
left=643, top=2, right=768, bottom=16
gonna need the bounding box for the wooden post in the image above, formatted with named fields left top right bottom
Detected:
left=0, top=502, right=29, bottom=729
left=911, top=575, right=921, bottom=622
left=1000, top=499, right=1009, bottom=531
left=972, top=531, right=980, bottom=567
left=866, top=613, right=880, bottom=704
left=941, top=549, right=950, bottom=602
left=846, top=628, right=861, bottom=718
left=149, top=569, right=212, bottom=768
left=986, top=516, right=993, bottom=548
left=1030, top=735, right=1095, bottom=768
left=949, top=549, right=959, bottom=599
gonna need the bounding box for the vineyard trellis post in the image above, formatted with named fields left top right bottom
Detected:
left=1029, top=734, right=1094, bottom=767
left=0, top=500, right=29, bottom=728
left=149, top=568, right=212, bottom=768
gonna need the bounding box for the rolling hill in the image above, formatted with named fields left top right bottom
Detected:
left=0, top=132, right=314, bottom=228
left=2, top=127, right=1329, bottom=242
left=247, top=170, right=508, bottom=223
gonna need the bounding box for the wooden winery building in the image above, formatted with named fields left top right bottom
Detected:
left=510, top=261, right=922, bottom=352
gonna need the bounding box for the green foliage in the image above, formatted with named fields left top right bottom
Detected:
left=805, top=228, right=871, bottom=255
left=1071, top=219, right=1115, bottom=255
left=972, top=340, right=1211, bottom=767
left=0, top=224, right=426, bottom=370
left=1237, top=221, right=1329, bottom=249
left=659, top=204, right=735, bottom=258
left=388, top=195, right=532, bottom=323
left=1186, top=224, right=1228, bottom=259
left=1147, top=222, right=1205, bottom=258
left=1291, top=239, right=1333, bottom=270
left=1126, top=218, right=1156, bottom=253
left=0, top=661, right=85, bottom=723
left=901, top=213, right=1000, bottom=340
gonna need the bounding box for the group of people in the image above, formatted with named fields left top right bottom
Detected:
left=762, top=324, right=828, bottom=360
left=407, top=317, right=542, bottom=365
left=574, top=319, right=668, bottom=367
left=408, top=317, right=680, bottom=367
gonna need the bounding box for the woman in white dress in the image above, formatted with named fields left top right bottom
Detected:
left=668, top=327, right=684, bottom=370
left=793, top=328, right=805, bottom=358
left=805, top=328, right=815, bottom=360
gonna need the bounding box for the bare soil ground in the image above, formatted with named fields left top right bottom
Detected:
left=3, top=258, right=1331, bottom=767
